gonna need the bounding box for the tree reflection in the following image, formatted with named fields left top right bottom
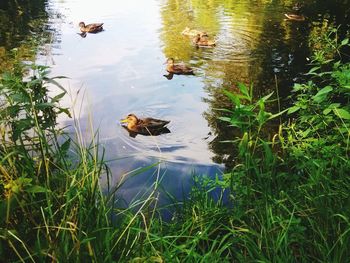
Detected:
left=159, top=0, right=349, bottom=169
left=0, top=0, right=51, bottom=74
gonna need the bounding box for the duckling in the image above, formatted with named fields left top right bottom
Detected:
left=165, top=58, right=194, bottom=75
left=79, top=22, right=104, bottom=33
left=292, top=2, right=303, bottom=11
left=182, top=27, right=207, bottom=37
left=284, top=13, right=305, bottom=21
left=120, top=114, right=170, bottom=136
left=193, top=34, right=216, bottom=47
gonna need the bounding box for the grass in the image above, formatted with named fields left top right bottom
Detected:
left=1, top=27, right=350, bottom=262
left=0, top=64, right=151, bottom=261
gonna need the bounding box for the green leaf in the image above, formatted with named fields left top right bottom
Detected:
left=51, top=76, right=68, bottom=80
left=292, top=83, right=305, bottom=92
left=307, top=66, right=320, bottom=75
left=237, top=82, right=251, bottom=100
left=268, top=108, right=288, bottom=120
left=44, top=78, right=67, bottom=93
left=329, top=103, right=341, bottom=109
left=312, top=86, right=333, bottom=102
left=287, top=106, right=300, bottom=114
left=10, top=93, right=30, bottom=103
left=341, top=38, right=349, bottom=46
left=257, top=110, right=271, bottom=125
left=212, top=108, right=233, bottom=113
left=301, top=128, right=311, bottom=138
left=218, top=117, right=231, bottom=123
left=260, top=91, right=274, bottom=102
left=52, top=92, right=66, bottom=102
left=26, top=185, right=48, bottom=193
left=223, top=90, right=240, bottom=106
left=315, top=86, right=333, bottom=96
left=6, top=105, right=21, bottom=118
left=60, top=138, right=71, bottom=155
left=58, top=108, right=72, bottom=118
left=323, top=108, right=332, bottom=115
left=323, top=104, right=340, bottom=115
left=334, top=108, right=350, bottom=120
left=35, top=102, right=55, bottom=109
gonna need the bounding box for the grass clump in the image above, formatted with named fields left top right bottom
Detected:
left=0, top=64, right=124, bottom=261
left=0, top=64, right=171, bottom=262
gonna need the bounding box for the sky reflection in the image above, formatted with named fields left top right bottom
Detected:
left=39, top=0, right=317, bottom=203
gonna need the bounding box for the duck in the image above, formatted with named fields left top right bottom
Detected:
left=182, top=27, right=207, bottom=37
left=165, top=58, right=194, bottom=75
left=284, top=13, right=305, bottom=21
left=79, top=22, right=104, bottom=33
left=120, top=114, right=170, bottom=136
left=193, top=34, right=216, bottom=47
left=292, top=3, right=303, bottom=11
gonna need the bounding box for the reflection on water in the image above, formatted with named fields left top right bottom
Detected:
left=1, top=0, right=349, bottom=204
left=0, top=0, right=50, bottom=73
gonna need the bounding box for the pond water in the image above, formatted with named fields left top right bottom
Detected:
left=1, top=0, right=349, bottom=205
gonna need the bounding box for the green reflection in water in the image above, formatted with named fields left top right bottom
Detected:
left=0, top=0, right=50, bottom=74
left=159, top=0, right=350, bottom=168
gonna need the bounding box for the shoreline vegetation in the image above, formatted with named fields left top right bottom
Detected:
left=1, top=26, right=350, bottom=262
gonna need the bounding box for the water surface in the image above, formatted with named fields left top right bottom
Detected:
left=1, top=0, right=349, bottom=204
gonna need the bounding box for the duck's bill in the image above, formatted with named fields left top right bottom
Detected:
left=120, top=118, right=128, bottom=123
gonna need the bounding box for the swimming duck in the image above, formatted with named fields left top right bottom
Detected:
left=120, top=114, right=170, bottom=136
left=284, top=14, right=305, bottom=21
left=292, top=3, right=303, bottom=11
left=79, top=22, right=104, bottom=33
left=193, top=34, right=216, bottom=47
left=165, top=58, right=194, bottom=75
left=182, top=27, right=207, bottom=37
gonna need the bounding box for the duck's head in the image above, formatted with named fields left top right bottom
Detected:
left=193, top=34, right=201, bottom=42
left=166, top=58, right=175, bottom=65
left=182, top=27, right=190, bottom=33
left=121, top=114, right=138, bottom=125
left=78, top=22, right=85, bottom=27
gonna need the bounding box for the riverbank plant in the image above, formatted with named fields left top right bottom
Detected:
left=0, top=64, right=163, bottom=261
left=122, top=28, right=350, bottom=262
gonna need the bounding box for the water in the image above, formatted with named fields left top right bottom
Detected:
left=1, top=0, right=349, bottom=205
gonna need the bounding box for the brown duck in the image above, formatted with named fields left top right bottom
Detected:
left=121, top=114, right=170, bottom=137
left=284, top=14, right=305, bottom=21
left=165, top=58, right=194, bottom=75
left=79, top=22, right=104, bottom=33
left=193, top=34, right=216, bottom=47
